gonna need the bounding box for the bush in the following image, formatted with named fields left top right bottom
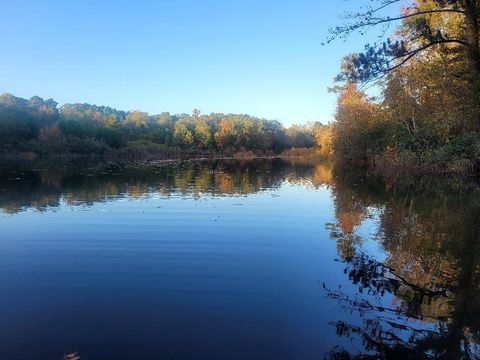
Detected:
left=36, top=125, right=66, bottom=153
left=65, top=136, right=108, bottom=154
left=438, top=133, right=479, bottom=160
left=125, top=140, right=171, bottom=153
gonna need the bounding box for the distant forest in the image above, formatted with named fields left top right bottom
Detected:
left=0, top=93, right=328, bottom=157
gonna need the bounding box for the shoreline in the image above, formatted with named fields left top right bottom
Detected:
left=1, top=150, right=476, bottom=177
left=0, top=150, right=323, bottom=164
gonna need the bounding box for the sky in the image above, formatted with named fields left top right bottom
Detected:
left=0, top=0, right=397, bottom=125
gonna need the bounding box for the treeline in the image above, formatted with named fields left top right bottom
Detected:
left=0, top=93, right=329, bottom=157
left=323, top=0, right=480, bottom=173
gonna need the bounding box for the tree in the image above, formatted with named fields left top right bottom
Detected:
left=194, top=119, right=214, bottom=149
left=332, top=83, right=384, bottom=160
left=37, top=124, right=65, bottom=153
left=0, top=93, right=59, bottom=149
left=315, top=124, right=334, bottom=155
left=285, top=124, right=317, bottom=148
left=329, top=0, right=479, bottom=80
left=125, top=111, right=148, bottom=128
left=382, top=51, right=476, bottom=147
left=192, top=108, right=201, bottom=120
left=173, top=122, right=194, bottom=149
left=329, top=0, right=480, bottom=126
left=0, top=92, right=292, bottom=156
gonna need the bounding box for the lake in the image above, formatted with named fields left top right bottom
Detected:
left=0, top=158, right=479, bottom=359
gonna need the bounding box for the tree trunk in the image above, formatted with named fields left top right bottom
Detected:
left=464, top=0, right=480, bottom=129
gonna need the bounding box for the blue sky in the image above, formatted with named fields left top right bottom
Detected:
left=0, top=0, right=396, bottom=125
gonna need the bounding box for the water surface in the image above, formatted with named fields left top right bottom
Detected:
left=1, top=159, right=479, bottom=359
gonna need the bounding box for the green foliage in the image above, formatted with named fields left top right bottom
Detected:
left=173, top=122, right=194, bottom=149
left=194, top=120, right=214, bottom=149
left=440, top=133, right=480, bottom=160
left=36, top=124, right=65, bottom=154
left=125, top=140, right=171, bottom=153
left=64, top=136, right=108, bottom=154
left=0, top=94, right=319, bottom=156
left=94, top=127, right=126, bottom=149
left=0, top=93, right=59, bottom=151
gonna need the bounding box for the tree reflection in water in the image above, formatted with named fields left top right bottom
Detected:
left=325, top=166, right=480, bottom=359
left=0, top=158, right=333, bottom=214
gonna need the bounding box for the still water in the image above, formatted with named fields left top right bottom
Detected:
left=0, top=158, right=479, bottom=359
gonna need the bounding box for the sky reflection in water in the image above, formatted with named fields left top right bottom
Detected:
left=0, top=159, right=479, bottom=360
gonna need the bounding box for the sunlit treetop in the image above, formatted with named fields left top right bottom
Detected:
left=327, top=0, right=480, bottom=83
